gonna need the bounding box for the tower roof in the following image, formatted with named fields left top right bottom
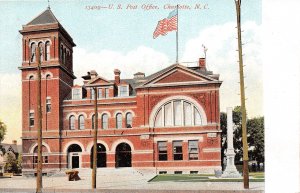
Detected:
left=26, top=8, right=59, bottom=26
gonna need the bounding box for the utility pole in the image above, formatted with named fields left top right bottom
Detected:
left=235, top=0, right=249, bottom=189
left=92, top=87, right=98, bottom=189
left=36, top=46, right=43, bottom=193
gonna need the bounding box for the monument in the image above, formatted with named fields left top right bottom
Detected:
left=222, top=107, right=242, bottom=178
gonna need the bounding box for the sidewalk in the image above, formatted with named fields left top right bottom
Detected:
left=0, top=168, right=264, bottom=192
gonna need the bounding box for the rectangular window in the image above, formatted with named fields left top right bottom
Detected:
left=90, top=89, right=95, bottom=99
left=98, top=88, right=102, bottom=99
left=44, top=156, right=48, bottom=163
left=46, top=98, right=51, bottom=113
left=188, top=140, right=199, bottom=160
left=174, top=171, right=182, bottom=174
left=29, top=112, right=34, bottom=127
left=72, top=88, right=81, bottom=100
left=158, top=141, right=168, bottom=161
left=159, top=171, right=167, bottom=174
left=173, top=141, right=183, bottom=160
left=33, top=156, right=38, bottom=164
left=104, top=88, right=109, bottom=98
left=119, top=86, right=129, bottom=97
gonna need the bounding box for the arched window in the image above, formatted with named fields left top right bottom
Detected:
left=154, top=99, right=203, bottom=128
left=30, top=43, right=36, bottom=62
left=38, top=42, right=44, bottom=62
left=116, top=113, right=122, bottom=129
left=29, top=75, right=34, bottom=80
left=78, top=115, right=85, bottom=130
left=33, top=145, right=49, bottom=164
left=60, top=45, right=63, bottom=62
left=69, top=115, right=75, bottom=130
left=45, top=41, right=50, bottom=61
left=92, top=114, right=95, bottom=129
left=126, top=113, right=132, bottom=128
left=102, top=114, right=108, bottom=129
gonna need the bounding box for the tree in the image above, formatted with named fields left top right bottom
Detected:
left=0, top=119, right=7, bottom=157
left=16, top=153, right=22, bottom=173
left=4, top=152, right=18, bottom=173
left=0, top=119, right=7, bottom=143
left=221, top=106, right=264, bottom=166
left=247, top=117, right=264, bottom=164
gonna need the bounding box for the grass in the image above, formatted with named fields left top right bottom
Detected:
left=149, top=173, right=265, bottom=183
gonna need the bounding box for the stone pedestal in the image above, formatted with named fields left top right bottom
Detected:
left=222, top=107, right=241, bottom=178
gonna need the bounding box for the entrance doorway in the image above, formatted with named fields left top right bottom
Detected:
left=115, top=143, right=132, bottom=167
left=67, top=144, right=82, bottom=169
left=71, top=154, right=79, bottom=169
left=90, top=143, right=107, bottom=168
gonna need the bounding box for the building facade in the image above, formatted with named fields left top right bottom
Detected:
left=20, top=8, right=222, bottom=176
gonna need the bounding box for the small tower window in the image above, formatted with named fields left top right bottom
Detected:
left=45, top=41, right=50, bottom=61
left=92, top=114, right=95, bottom=129
left=30, top=43, right=36, bottom=62
left=29, top=111, right=34, bottom=127
left=63, top=48, right=66, bottom=64
left=46, top=98, right=51, bottom=113
left=38, top=42, right=44, bottom=62
left=60, top=45, right=63, bottom=62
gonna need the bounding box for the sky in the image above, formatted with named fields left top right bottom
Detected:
left=0, top=0, right=262, bottom=144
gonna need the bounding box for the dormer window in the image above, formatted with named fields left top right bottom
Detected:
left=98, top=88, right=102, bottom=99
left=72, top=88, right=81, bottom=100
left=104, top=88, right=109, bottom=98
left=90, top=88, right=95, bottom=99
left=118, top=85, right=129, bottom=97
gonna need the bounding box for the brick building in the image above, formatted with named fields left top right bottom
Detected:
left=19, top=8, right=222, bottom=176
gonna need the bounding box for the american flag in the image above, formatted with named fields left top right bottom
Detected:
left=153, top=9, right=178, bottom=39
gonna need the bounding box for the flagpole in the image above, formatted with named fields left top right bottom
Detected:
left=176, top=4, right=179, bottom=64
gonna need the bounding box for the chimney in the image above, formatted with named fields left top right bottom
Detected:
left=12, top=140, right=17, bottom=145
left=114, top=69, right=121, bottom=84
left=133, top=72, right=145, bottom=79
left=199, top=58, right=206, bottom=71
left=90, top=70, right=98, bottom=79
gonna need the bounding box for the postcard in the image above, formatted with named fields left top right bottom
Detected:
left=0, top=0, right=264, bottom=192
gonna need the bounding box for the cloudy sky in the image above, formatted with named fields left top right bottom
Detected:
left=0, top=0, right=261, bottom=143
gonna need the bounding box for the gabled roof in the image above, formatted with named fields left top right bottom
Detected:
left=137, top=63, right=220, bottom=88
left=85, top=76, right=114, bottom=86
left=26, top=8, right=59, bottom=26
left=1, top=143, right=21, bottom=153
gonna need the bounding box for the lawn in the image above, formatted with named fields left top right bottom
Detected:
left=149, top=173, right=264, bottom=183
